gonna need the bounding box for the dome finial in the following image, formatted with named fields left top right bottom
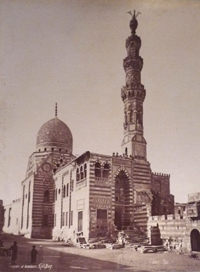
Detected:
left=55, top=103, right=57, bottom=117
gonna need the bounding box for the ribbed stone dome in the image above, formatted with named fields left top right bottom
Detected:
left=36, top=117, right=73, bottom=152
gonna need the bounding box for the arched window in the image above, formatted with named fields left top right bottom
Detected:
left=95, top=162, right=101, bottom=177
left=80, top=166, right=84, bottom=180
left=84, top=164, right=87, bottom=178
left=76, top=168, right=80, bottom=181
left=63, top=185, right=66, bottom=198
left=125, top=148, right=128, bottom=156
left=22, top=185, right=25, bottom=206
left=103, top=164, right=109, bottom=178
left=28, top=181, right=31, bottom=202
left=55, top=189, right=57, bottom=201
left=44, top=190, right=49, bottom=202
left=67, top=184, right=69, bottom=197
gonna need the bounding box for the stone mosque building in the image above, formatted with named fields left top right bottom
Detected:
left=2, top=13, right=200, bottom=252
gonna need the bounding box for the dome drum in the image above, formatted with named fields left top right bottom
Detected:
left=36, top=141, right=72, bottom=153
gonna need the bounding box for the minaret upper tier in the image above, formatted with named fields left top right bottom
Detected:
left=121, top=12, right=147, bottom=159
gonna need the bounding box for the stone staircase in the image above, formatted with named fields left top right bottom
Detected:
left=118, top=227, right=148, bottom=245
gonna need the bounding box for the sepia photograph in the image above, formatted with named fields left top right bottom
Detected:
left=0, top=0, right=200, bottom=271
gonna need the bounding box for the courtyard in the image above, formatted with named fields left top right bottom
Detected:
left=0, top=234, right=200, bottom=272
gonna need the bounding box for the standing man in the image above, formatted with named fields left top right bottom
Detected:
left=9, top=241, right=18, bottom=265
left=31, top=245, right=38, bottom=265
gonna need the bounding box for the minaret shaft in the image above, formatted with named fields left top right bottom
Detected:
left=121, top=14, right=147, bottom=159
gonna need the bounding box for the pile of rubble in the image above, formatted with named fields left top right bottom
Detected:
left=68, top=231, right=166, bottom=253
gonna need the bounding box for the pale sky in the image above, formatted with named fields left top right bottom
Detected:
left=0, top=0, right=200, bottom=205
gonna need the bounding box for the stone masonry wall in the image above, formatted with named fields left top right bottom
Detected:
left=148, top=214, right=186, bottom=241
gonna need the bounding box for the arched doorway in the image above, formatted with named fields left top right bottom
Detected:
left=191, top=229, right=200, bottom=252
left=114, top=170, right=131, bottom=230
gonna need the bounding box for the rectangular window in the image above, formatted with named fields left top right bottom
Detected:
left=97, top=209, right=107, bottom=231
left=70, top=211, right=73, bottom=226
left=62, top=212, right=65, bottom=227
left=78, top=211, right=83, bottom=232
left=66, top=212, right=68, bottom=226
left=26, top=215, right=29, bottom=229
left=97, top=209, right=107, bottom=219
left=8, top=208, right=12, bottom=227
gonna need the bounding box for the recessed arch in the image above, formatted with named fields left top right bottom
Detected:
left=191, top=229, right=200, bottom=252
left=114, top=170, right=132, bottom=230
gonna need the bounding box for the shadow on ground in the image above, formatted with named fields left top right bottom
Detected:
left=0, top=233, right=148, bottom=272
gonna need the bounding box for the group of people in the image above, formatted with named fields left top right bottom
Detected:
left=164, top=238, right=183, bottom=254
left=0, top=240, right=39, bottom=265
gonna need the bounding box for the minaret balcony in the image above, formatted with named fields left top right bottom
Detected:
left=123, top=56, right=143, bottom=71
left=121, top=86, right=146, bottom=102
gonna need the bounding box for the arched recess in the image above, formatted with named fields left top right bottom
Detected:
left=191, top=229, right=200, bottom=252
left=114, top=170, right=132, bottom=230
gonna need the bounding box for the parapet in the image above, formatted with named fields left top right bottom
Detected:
left=152, top=172, right=170, bottom=178
left=149, top=214, right=186, bottom=221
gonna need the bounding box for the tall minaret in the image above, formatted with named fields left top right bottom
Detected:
left=121, top=11, right=147, bottom=159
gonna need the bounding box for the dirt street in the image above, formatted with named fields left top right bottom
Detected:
left=0, top=234, right=200, bottom=272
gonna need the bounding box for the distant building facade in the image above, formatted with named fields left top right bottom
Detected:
left=3, top=14, right=175, bottom=242
left=148, top=192, right=200, bottom=252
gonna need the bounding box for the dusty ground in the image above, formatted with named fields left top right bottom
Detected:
left=0, top=233, right=200, bottom=272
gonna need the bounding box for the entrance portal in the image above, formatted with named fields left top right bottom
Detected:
left=114, top=170, right=131, bottom=230
left=191, top=229, right=200, bottom=252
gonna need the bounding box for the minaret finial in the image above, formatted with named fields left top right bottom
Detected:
left=128, top=10, right=141, bottom=34
left=127, top=10, right=141, bottom=18
left=55, top=103, right=57, bottom=117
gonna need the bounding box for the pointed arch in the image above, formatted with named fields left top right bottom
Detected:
left=113, top=167, right=131, bottom=182
left=113, top=168, right=133, bottom=230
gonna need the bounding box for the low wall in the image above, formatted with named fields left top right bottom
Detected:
left=148, top=214, right=186, bottom=240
